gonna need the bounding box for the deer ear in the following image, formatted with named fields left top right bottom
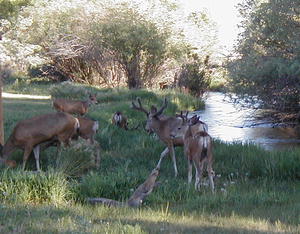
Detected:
left=189, top=115, right=198, bottom=125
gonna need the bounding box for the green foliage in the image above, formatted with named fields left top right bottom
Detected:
left=0, top=169, right=71, bottom=205
left=0, top=0, right=32, bottom=20
left=91, top=4, right=169, bottom=88
left=3, top=0, right=218, bottom=90
left=52, top=144, right=99, bottom=178
left=178, top=55, right=212, bottom=97
left=213, top=140, right=300, bottom=180
left=49, top=82, right=98, bottom=100
left=227, top=0, right=300, bottom=112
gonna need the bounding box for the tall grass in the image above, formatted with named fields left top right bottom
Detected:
left=0, top=169, right=72, bottom=205
left=1, top=83, right=299, bottom=233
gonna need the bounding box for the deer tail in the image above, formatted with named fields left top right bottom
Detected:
left=74, top=118, right=80, bottom=133
left=200, top=136, right=208, bottom=161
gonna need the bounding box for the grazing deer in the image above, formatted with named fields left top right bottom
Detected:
left=42, top=116, right=101, bottom=168
left=74, top=117, right=99, bottom=144
left=53, top=93, right=98, bottom=116
left=112, top=111, right=128, bottom=130
left=72, top=117, right=100, bottom=168
left=0, top=112, right=80, bottom=171
left=132, top=97, right=185, bottom=177
left=170, top=115, right=214, bottom=192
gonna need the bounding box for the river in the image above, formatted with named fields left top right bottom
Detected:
left=194, top=92, right=300, bottom=151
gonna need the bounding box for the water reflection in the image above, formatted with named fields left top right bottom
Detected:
left=194, top=92, right=300, bottom=151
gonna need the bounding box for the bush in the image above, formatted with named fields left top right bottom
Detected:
left=177, top=55, right=212, bottom=97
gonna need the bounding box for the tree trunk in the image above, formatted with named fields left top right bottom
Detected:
left=0, top=77, right=3, bottom=145
left=126, top=56, right=141, bottom=89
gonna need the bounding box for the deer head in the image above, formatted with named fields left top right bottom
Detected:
left=88, top=93, right=98, bottom=105
left=170, top=114, right=208, bottom=139
left=132, top=97, right=168, bottom=133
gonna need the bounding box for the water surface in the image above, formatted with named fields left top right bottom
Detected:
left=194, top=92, right=300, bottom=151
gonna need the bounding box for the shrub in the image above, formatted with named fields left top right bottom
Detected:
left=177, top=55, right=212, bottom=97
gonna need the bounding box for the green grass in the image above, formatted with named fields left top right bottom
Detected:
left=0, top=84, right=299, bottom=233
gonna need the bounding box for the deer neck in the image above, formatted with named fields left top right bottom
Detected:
left=83, top=100, right=90, bottom=107
left=151, top=117, right=173, bottom=143
left=150, top=118, right=162, bottom=134
left=184, top=126, right=193, bottom=140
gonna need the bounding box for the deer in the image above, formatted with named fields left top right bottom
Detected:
left=112, top=111, right=129, bottom=130
left=72, top=117, right=100, bottom=168
left=74, top=117, right=99, bottom=144
left=0, top=112, right=80, bottom=171
left=170, top=114, right=214, bottom=192
left=132, top=97, right=185, bottom=177
left=41, top=116, right=101, bottom=168
left=53, top=93, right=98, bottom=116
left=132, top=97, right=208, bottom=178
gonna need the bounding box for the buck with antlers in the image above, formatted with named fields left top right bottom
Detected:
left=170, top=115, right=214, bottom=192
left=132, top=98, right=186, bottom=177
left=132, top=97, right=208, bottom=178
left=53, top=93, right=98, bottom=116
left=0, top=112, right=80, bottom=171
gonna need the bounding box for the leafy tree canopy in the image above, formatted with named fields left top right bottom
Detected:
left=227, top=0, right=300, bottom=112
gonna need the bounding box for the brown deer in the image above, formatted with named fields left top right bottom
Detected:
left=0, top=112, right=80, bottom=171
left=132, top=97, right=185, bottom=177
left=170, top=115, right=214, bottom=192
left=53, top=93, right=98, bottom=116
left=74, top=117, right=99, bottom=144
left=112, top=111, right=128, bottom=130
left=72, top=117, right=100, bottom=168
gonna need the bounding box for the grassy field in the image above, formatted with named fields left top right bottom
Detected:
left=0, top=83, right=299, bottom=233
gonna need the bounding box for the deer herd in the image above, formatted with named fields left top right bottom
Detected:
left=0, top=93, right=215, bottom=193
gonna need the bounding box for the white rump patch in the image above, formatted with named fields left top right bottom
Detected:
left=93, top=121, right=99, bottom=133
left=200, top=136, right=209, bottom=148
left=114, top=114, right=122, bottom=123
left=75, top=118, right=80, bottom=130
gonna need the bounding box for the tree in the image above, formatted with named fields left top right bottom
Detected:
left=91, top=5, right=169, bottom=88
left=4, top=0, right=218, bottom=89
left=177, top=54, right=212, bottom=97
left=227, top=0, right=300, bottom=112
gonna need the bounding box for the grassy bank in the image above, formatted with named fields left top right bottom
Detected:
left=0, top=83, right=299, bottom=233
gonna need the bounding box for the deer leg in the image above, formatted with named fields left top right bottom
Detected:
left=194, top=161, right=203, bottom=191
left=56, top=141, right=61, bottom=155
left=93, top=141, right=101, bottom=169
left=22, top=146, right=33, bottom=170
left=169, top=145, right=178, bottom=177
left=207, top=163, right=215, bottom=193
left=156, top=147, right=169, bottom=169
left=33, top=145, right=41, bottom=171
left=188, top=159, right=193, bottom=184
left=95, top=148, right=101, bottom=169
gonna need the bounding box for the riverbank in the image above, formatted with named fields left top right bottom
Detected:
left=0, top=85, right=299, bottom=233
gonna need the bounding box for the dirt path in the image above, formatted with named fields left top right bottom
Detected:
left=2, top=92, right=51, bottom=99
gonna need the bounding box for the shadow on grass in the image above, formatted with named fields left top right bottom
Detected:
left=0, top=204, right=277, bottom=234
left=92, top=217, right=273, bottom=234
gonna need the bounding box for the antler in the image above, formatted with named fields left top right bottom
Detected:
left=132, top=97, right=149, bottom=116
left=177, top=111, right=189, bottom=122
left=153, top=98, right=168, bottom=117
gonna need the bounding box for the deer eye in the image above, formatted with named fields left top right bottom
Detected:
left=178, top=127, right=181, bottom=130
